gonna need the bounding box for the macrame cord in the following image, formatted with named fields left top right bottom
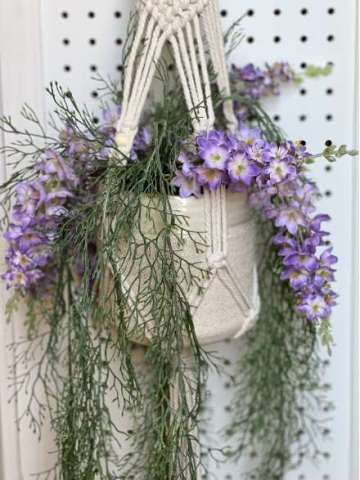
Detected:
left=115, top=0, right=257, bottom=327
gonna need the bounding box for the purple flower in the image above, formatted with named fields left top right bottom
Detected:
left=27, top=245, right=54, bottom=267
left=133, top=127, right=152, bottom=152
left=200, top=143, right=229, bottom=170
left=2, top=266, right=44, bottom=289
left=237, top=63, right=263, bottom=82
left=196, top=166, right=225, bottom=191
left=281, top=268, right=309, bottom=289
left=247, top=142, right=269, bottom=165
left=15, top=181, right=46, bottom=217
left=275, top=207, right=306, bottom=235
left=18, top=230, right=49, bottom=252
left=9, top=250, right=34, bottom=269
left=314, top=267, right=335, bottom=288
left=267, top=159, right=295, bottom=184
left=100, top=105, right=122, bottom=135
left=38, top=150, right=78, bottom=186
left=268, top=144, right=289, bottom=161
left=231, top=62, right=296, bottom=101
left=237, top=126, right=262, bottom=145
left=227, top=153, right=259, bottom=185
left=283, top=253, right=318, bottom=272
left=171, top=171, right=200, bottom=198
left=196, top=131, right=229, bottom=170
left=4, top=225, right=25, bottom=243
left=320, top=248, right=338, bottom=267
left=297, top=295, right=331, bottom=321
left=310, top=214, right=331, bottom=232
left=178, top=152, right=194, bottom=177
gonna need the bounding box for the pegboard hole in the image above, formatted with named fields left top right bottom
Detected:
left=61, top=11, right=69, bottom=19
left=93, top=116, right=99, bottom=125
left=326, top=88, right=334, bottom=95
left=327, top=35, right=335, bottom=42
left=220, top=9, right=228, bottom=17
left=300, top=8, right=308, bottom=15
left=91, top=91, right=98, bottom=98
left=300, top=62, right=307, bottom=69
left=274, top=8, right=281, bottom=16
left=326, top=114, right=333, bottom=121
left=328, top=8, right=335, bottom=14
left=64, top=65, right=71, bottom=72
left=114, top=11, right=122, bottom=18
left=274, top=36, right=281, bottom=43
left=300, top=88, right=307, bottom=95
left=116, top=38, right=123, bottom=45
left=117, top=64, right=123, bottom=72
left=273, top=114, right=281, bottom=122
left=247, top=36, right=254, bottom=44
left=325, top=190, right=332, bottom=197
left=325, top=165, right=332, bottom=172
left=89, top=38, right=97, bottom=46
left=299, top=114, right=307, bottom=122
left=62, top=38, right=70, bottom=46
left=247, top=9, right=255, bottom=17
left=300, top=35, right=308, bottom=42
left=90, top=65, right=98, bottom=72
left=88, top=11, right=95, bottom=18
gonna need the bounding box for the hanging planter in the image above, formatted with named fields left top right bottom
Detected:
left=104, top=189, right=258, bottom=345
left=102, top=0, right=260, bottom=347
left=0, top=1, right=357, bottom=479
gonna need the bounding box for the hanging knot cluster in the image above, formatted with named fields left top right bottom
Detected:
left=141, top=0, right=210, bottom=33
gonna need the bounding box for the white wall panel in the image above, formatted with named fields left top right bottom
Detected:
left=0, top=1, right=357, bottom=479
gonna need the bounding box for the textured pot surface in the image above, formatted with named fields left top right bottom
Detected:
left=109, top=191, right=260, bottom=345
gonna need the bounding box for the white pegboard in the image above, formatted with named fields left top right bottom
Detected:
left=17, top=1, right=359, bottom=479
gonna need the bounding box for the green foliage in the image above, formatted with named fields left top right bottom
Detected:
left=227, top=220, right=331, bottom=479
left=304, top=64, right=333, bottom=78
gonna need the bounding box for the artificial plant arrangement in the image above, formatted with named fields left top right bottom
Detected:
left=0, top=4, right=357, bottom=480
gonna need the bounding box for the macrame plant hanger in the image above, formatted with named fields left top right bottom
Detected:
left=113, top=1, right=255, bottom=477
left=115, top=0, right=257, bottom=339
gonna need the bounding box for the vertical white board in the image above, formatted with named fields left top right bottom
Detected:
left=0, top=1, right=357, bottom=479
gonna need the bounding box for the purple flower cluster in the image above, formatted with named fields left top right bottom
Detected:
left=172, top=127, right=338, bottom=323
left=3, top=105, right=152, bottom=296
left=2, top=150, right=78, bottom=294
left=231, top=62, right=297, bottom=124
left=171, top=128, right=261, bottom=197
left=231, top=62, right=296, bottom=100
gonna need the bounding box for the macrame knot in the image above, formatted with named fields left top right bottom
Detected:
left=115, top=126, right=137, bottom=158
left=207, top=252, right=227, bottom=270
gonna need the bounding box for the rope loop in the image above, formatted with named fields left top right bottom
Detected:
left=207, top=252, right=227, bottom=270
